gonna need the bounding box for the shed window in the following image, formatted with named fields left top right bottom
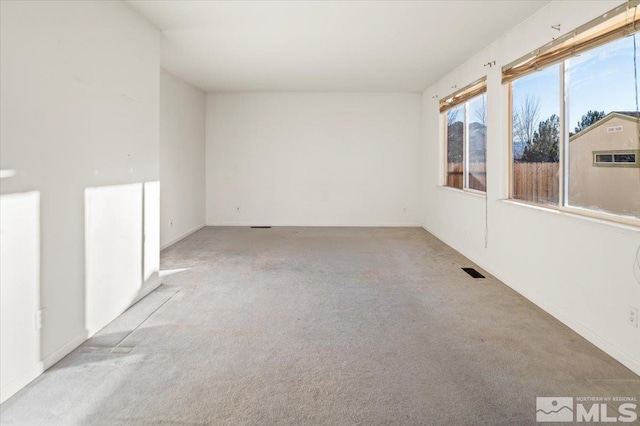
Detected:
left=594, top=151, right=638, bottom=166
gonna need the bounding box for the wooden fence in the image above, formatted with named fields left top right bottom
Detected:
left=513, top=162, right=559, bottom=204
left=447, top=162, right=559, bottom=204
left=447, top=163, right=486, bottom=191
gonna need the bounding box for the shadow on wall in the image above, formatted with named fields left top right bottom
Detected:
left=0, top=180, right=159, bottom=403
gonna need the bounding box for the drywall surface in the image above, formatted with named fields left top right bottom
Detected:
left=160, top=70, right=205, bottom=249
left=421, top=0, right=640, bottom=374
left=206, top=93, right=422, bottom=226
left=0, top=0, right=159, bottom=402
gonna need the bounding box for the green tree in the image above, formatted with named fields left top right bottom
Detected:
left=521, top=114, right=559, bottom=162
left=573, top=110, right=605, bottom=135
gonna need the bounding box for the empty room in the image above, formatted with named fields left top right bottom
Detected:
left=1, top=0, right=640, bottom=424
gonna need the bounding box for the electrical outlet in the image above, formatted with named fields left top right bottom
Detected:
left=629, top=306, right=638, bottom=328
left=169, top=219, right=173, bottom=228
left=236, top=207, right=240, bottom=213
left=35, top=309, right=43, bottom=330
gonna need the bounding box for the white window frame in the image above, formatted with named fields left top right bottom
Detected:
left=504, top=1, right=640, bottom=227
left=507, top=65, right=640, bottom=227
left=442, top=93, right=487, bottom=195
left=592, top=150, right=639, bottom=167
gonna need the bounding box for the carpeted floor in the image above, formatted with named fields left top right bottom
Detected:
left=1, top=227, right=639, bottom=425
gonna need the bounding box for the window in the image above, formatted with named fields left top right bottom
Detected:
left=505, top=1, right=640, bottom=222
left=446, top=105, right=464, bottom=189
left=441, top=78, right=487, bottom=192
left=594, top=153, right=613, bottom=164
left=593, top=151, right=638, bottom=166
left=511, top=65, right=560, bottom=206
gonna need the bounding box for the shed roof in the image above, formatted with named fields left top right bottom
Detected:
left=569, top=112, right=639, bottom=142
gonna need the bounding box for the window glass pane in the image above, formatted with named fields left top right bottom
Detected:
left=595, top=154, right=613, bottom=163
left=467, top=94, right=487, bottom=192
left=613, top=153, right=636, bottom=163
left=512, top=64, right=560, bottom=205
left=567, top=36, right=640, bottom=218
left=446, top=105, right=464, bottom=189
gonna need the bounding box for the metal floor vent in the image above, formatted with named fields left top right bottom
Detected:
left=462, top=268, right=485, bottom=279
left=251, top=226, right=272, bottom=229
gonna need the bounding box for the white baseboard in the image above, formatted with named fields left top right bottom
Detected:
left=131, top=275, right=162, bottom=306
left=161, top=224, right=205, bottom=251
left=1, top=332, right=87, bottom=404
left=1, top=277, right=164, bottom=405
left=205, top=222, right=422, bottom=227
left=420, top=225, right=640, bottom=377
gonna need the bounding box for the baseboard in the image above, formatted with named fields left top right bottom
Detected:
left=1, top=277, right=164, bottom=405
left=519, top=288, right=640, bottom=376
left=1, top=331, right=87, bottom=404
left=161, top=224, right=205, bottom=251
left=205, top=222, right=423, bottom=227
left=420, top=225, right=640, bottom=377
left=131, top=275, right=161, bottom=305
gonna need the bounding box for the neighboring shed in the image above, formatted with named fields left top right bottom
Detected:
left=568, top=112, right=640, bottom=217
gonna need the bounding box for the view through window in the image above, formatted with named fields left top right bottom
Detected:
left=566, top=36, right=640, bottom=218
left=511, top=65, right=560, bottom=206
left=510, top=33, right=640, bottom=220
left=445, top=94, right=487, bottom=192
left=467, top=94, right=487, bottom=191
left=446, top=105, right=464, bottom=189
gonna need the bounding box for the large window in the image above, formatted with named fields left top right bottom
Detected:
left=566, top=36, right=640, bottom=218
left=505, top=2, right=640, bottom=222
left=511, top=65, right=560, bottom=205
left=442, top=79, right=487, bottom=192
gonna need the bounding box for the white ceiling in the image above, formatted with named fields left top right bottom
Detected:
left=128, top=0, right=550, bottom=93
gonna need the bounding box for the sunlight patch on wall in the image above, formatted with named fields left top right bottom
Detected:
left=0, top=191, right=40, bottom=402
left=143, top=181, right=159, bottom=283
left=85, top=184, right=143, bottom=336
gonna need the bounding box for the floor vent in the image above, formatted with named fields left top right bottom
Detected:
left=251, top=226, right=272, bottom=229
left=462, top=268, right=485, bottom=278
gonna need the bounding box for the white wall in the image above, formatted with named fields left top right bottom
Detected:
left=0, top=0, right=159, bottom=402
left=160, top=70, right=206, bottom=249
left=206, top=93, right=422, bottom=226
left=421, top=0, right=640, bottom=374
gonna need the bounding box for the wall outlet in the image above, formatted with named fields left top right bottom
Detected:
left=629, top=306, right=638, bottom=328
left=35, top=309, right=43, bottom=330
left=236, top=207, right=240, bottom=213
left=169, top=219, right=173, bottom=228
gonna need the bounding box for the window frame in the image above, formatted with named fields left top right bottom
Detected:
left=592, top=150, right=639, bottom=167
left=442, top=90, right=487, bottom=195
left=505, top=2, right=640, bottom=227
left=507, top=63, right=563, bottom=208
left=507, top=78, right=640, bottom=227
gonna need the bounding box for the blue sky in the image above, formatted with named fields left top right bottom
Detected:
left=511, top=34, right=639, bottom=136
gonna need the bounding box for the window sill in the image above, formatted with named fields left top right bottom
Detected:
left=498, top=199, right=640, bottom=231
